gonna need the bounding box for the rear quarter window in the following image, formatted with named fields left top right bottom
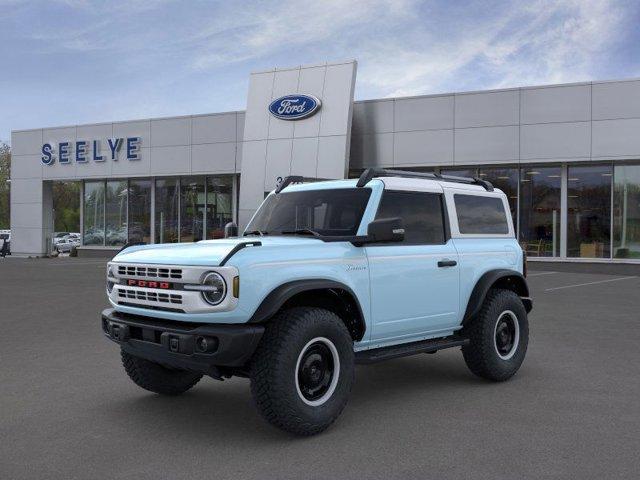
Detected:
left=454, top=194, right=509, bottom=235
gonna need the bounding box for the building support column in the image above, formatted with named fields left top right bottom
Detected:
left=232, top=174, right=239, bottom=225
left=202, top=177, right=207, bottom=240
left=560, top=164, right=568, bottom=258
left=79, top=181, right=84, bottom=246
left=42, top=181, right=54, bottom=255
left=150, top=178, right=156, bottom=244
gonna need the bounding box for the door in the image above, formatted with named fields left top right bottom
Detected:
left=366, top=190, right=460, bottom=343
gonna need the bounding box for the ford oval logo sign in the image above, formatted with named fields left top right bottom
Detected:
left=268, top=94, right=321, bottom=120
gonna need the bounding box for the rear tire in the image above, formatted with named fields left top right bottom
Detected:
left=121, top=350, right=202, bottom=395
left=462, top=288, right=529, bottom=382
left=250, top=307, right=355, bottom=436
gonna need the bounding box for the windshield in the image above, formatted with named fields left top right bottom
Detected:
left=246, top=188, right=371, bottom=237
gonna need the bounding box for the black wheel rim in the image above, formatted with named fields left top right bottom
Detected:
left=494, top=311, right=519, bottom=360
left=297, top=342, right=335, bottom=403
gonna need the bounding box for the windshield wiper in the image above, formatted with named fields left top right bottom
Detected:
left=244, top=230, right=267, bottom=237
left=280, top=228, right=322, bottom=238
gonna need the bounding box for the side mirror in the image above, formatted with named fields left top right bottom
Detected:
left=365, top=217, right=405, bottom=243
left=224, top=222, right=238, bottom=238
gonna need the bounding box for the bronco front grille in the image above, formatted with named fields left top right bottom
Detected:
left=118, top=265, right=182, bottom=280
left=118, top=288, right=183, bottom=305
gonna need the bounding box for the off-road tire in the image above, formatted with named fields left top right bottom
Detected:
left=250, top=307, right=355, bottom=436
left=121, top=350, right=202, bottom=395
left=462, top=288, right=529, bottom=382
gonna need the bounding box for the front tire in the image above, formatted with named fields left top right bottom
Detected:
left=121, top=350, right=202, bottom=395
left=250, top=307, right=355, bottom=436
left=462, top=289, right=529, bottom=382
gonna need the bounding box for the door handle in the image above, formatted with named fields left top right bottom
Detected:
left=437, top=259, right=457, bottom=268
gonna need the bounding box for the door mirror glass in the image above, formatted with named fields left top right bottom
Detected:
left=366, top=217, right=405, bottom=243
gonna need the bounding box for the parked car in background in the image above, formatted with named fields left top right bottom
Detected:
left=52, top=232, right=70, bottom=246
left=83, top=228, right=104, bottom=246
left=0, top=230, right=10, bottom=257
left=53, top=232, right=81, bottom=250
left=106, top=228, right=127, bottom=246
left=54, top=237, right=81, bottom=253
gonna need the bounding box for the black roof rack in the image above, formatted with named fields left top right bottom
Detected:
left=274, top=175, right=331, bottom=194
left=356, top=168, right=494, bottom=191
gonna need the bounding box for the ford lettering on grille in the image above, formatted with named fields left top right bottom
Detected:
left=268, top=94, right=321, bottom=120
left=127, top=279, right=171, bottom=289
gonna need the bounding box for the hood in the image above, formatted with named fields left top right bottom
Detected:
left=112, top=236, right=323, bottom=266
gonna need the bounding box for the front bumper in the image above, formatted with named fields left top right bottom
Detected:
left=101, top=308, right=264, bottom=374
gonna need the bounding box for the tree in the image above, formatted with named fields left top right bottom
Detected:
left=0, top=142, right=9, bottom=229
left=0, top=143, right=81, bottom=232
left=53, top=181, right=80, bottom=232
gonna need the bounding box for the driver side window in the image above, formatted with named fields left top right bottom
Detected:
left=375, top=191, right=446, bottom=245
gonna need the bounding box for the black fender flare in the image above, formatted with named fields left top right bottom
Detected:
left=463, top=269, right=532, bottom=325
left=248, top=279, right=366, bottom=338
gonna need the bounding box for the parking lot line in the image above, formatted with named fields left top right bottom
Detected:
left=544, top=276, right=637, bottom=292
left=526, top=271, right=558, bottom=277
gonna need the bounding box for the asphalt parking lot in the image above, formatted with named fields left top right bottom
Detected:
left=1, top=258, right=639, bottom=480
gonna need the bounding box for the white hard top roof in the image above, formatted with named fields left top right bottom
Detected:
left=277, top=171, right=504, bottom=196
left=378, top=176, right=501, bottom=193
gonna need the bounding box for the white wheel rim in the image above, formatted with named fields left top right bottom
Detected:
left=493, top=310, right=520, bottom=360
left=295, top=337, right=340, bottom=407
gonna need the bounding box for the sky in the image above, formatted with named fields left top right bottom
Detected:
left=1, top=0, right=639, bottom=144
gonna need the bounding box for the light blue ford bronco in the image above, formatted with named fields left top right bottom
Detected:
left=102, top=168, right=532, bottom=435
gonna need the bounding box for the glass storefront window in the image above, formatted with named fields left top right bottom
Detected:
left=613, top=164, right=640, bottom=259
left=180, top=176, right=205, bottom=242
left=155, top=178, right=180, bottom=243
left=83, top=181, right=105, bottom=245
left=80, top=176, right=238, bottom=248
left=206, top=176, right=234, bottom=239
left=440, top=167, right=478, bottom=178
left=394, top=166, right=437, bottom=173
left=519, top=167, right=561, bottom=257
left=128, top=179, right=152, bottom=244
left=105, top=181, right=128, bottom=246
left=478, top=167, right=518, bottom=225
left=567, top=165, right=612, bottom=258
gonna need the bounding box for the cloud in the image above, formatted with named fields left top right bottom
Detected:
left=182, top=0, right=633, bottom=98
left=486, top=0, right=626, bottom=88
left=1, top=0, right=637, bottom=142
left=11, top=0, right=633, bottom=93
left=355, top=0, right=629, bottom=97
left=189, top=0, right=417, bottom=70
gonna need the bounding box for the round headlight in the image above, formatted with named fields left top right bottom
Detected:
left=201, top=272, right=226, bottom=305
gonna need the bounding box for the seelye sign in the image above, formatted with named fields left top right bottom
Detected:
left=268, top=94, right=321, bottom=120
left=41, top=137, right=141, bottom=165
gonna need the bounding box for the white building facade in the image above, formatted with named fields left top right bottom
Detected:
left=10, top=60, right=640, bottom=263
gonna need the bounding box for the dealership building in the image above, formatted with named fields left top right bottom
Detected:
left=10, top=59, right=640, bottom=263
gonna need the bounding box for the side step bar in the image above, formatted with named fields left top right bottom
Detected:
left=355, top=336, right=469, bottom=364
